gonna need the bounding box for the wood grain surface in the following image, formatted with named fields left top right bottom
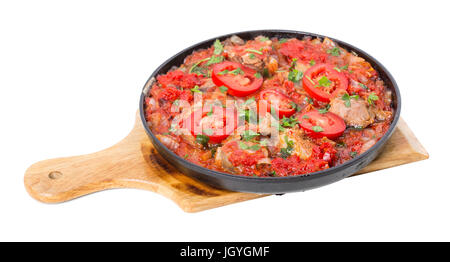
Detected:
left=24, top=113, right=428, bottom=212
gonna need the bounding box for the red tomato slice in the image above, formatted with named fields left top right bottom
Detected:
left=299, top=110, right=346, bottom=139
left=258, top=89, right=296, bottom=118
left=212, top=61, right=263, bottom=97
left=303, top=64, right=348, bottom=102
left=186, top=106, right=237, bottom=143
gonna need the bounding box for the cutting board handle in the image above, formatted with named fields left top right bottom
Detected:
left=23, top=118, right=159, bottom=203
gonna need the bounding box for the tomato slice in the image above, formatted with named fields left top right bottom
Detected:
left=186, top=106, right=238, bottom=143
left=302, top=64, right=348, bottom=102
left=299, top=110, right=346, bottom=139
left=258, top=89, right=296, bottom=118
left=212, top=61, right=263, bottom=97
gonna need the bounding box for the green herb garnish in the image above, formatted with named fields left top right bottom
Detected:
left=280, top=135, right=295, bottom=158
left=241, top=130, right=260, bottom=141
left=279, top=38, right=288, bottom=44
left=350, top=151, right=358, bottom=158
left=341, top=93, right=359, bottom=107
left=230, top=67, right=244, bottom=75
left=195, top=134, right=209, bottom=145
left=288, top=69, right=303, bottom=83
left=334, top=64, right=349, bottom=72
left=190, top=85, right=202, bottom=93
left=327, top=47, right=341, bottom=56
left=318, top=104, right=330, bottom=114
left=259, top=36, right=269, bottom=42
left=254, top=72, right=262, bottom=78
left=358, top=83, right=369, bottom=90
left=239, top=141, right=261, bottom=151
left=219, top=85, right=228, bottom=93
left=280, top=116, right=299, bottom=128
left=305, top=75, right=315, bottom=85
left=245, top=48, right=263, bottom=55
left=205, top=55, right=224, bottom=66
left=213, top=39, right=223, bottom=55
left=317, top=76, right=332, bottom=87
left=312, top=126, right=324, bottom=132
left=206, top=105, right=213, bottom=116
left=217, top=69, right=229, bottom=75
left=367, top=92, right=379, bottom=105
left=309, top=59, right=316, bottom=66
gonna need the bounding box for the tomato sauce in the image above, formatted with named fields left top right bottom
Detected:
left=144, top=35, right=394, bottom=177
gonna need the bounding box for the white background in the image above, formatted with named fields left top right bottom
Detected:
left=1, top=0, right=448, bottom=241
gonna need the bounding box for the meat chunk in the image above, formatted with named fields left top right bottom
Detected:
left=241, top=53, right=264, bottom=71
left=230, top=35, right=245, bottom=45
left=329, top=95, right=374, bottom=128
left=156, top=134, right=179, bottom=151
left=278, top=128, right=314, bottom=160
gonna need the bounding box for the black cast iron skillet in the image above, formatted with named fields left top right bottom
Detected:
left=139, top=29, right=401, bottom=194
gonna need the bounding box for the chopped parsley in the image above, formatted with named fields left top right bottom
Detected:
left=219, top=85, right=228, bottom=93
left=305, top=75, right=315, bottom=85
left=254, top=72, right=262, bottom=78
left=189, top=57, right=210, bottom=75
left=245, top=48, right=263, bottom=55
left=230, top=67, right=244, bottom=75
left=206, top=105, right=213, bottom=116
left=213, top=39, right=223, bottom=55
left=336, top=141, right=346, bottom=147
left=309, top=59, right=316, bottom=66
left=195, top=134, right=209, bottom=145
left=239, top=141, right=261, bottom=151
left=289, top=101, right=301, bottom=112
left=239, top=109, right=258, bottom=123
left=279, top=38, right=288, bottom=44
left=367, top=92, right=379, bottom=105
left=327, top=47, right=341, bottom=56
left=288, top=59, right=302, bottom=82
left=262, top=68, right=270, bottom=78
left=317, top=76, right=332, bottom=87
left=280, top=116, right=299, bottom=128
left=205, top=55, right=224, bottom=66
left=302, top=114, right=310, bottom=119
left=190, top=85, right=202, bottom=93
left=241, top=130, right=260, bottom=141
left=280, top=135, right=295, bottom=158
left=184, top=154, right=189, bottom=159
left=288, top=68, right=303, bottom=83
left=350, top=151, right=358, bottom=158
left=334, top=64, right=348, bottom=72
left=341, top=93, right=359, bottom=107
left=217, top=69, right=229, bottom=75
left=312, top=125, right=324, bottom=132
left=249, top=53, right=256, bottom=59
left=259, top=36, right=269, bottom=42
left=304, top=96, right=314, bottom=104
left=358, top=82, right=369, bottom=90
left=318, top=104, right=330, bottom=114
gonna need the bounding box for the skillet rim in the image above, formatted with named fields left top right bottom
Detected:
left=139, top=29, right=401, bottom=188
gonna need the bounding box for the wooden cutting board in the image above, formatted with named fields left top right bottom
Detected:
left=24, top=113, right=428, bottom=212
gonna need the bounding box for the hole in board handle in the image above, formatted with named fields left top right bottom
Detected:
left=48, top=171, right=63, bottom=180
